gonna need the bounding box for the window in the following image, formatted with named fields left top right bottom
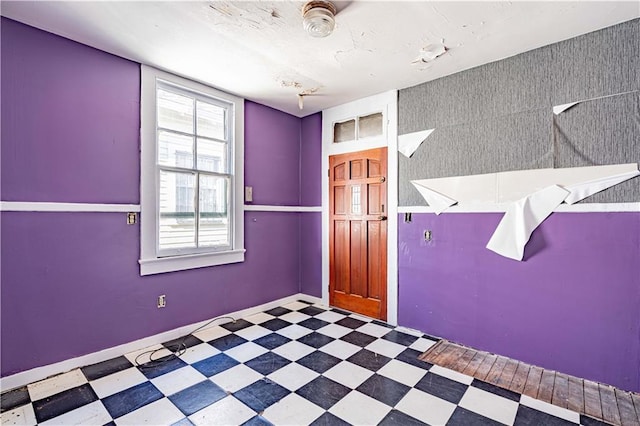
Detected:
left=140, top=66, right=244, bottom=275
left=332, top=112, right=383, bottom=143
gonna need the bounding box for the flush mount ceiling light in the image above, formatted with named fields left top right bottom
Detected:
left=302, top=1, right=336, bottom=38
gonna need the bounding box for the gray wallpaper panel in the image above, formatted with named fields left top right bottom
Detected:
left=550, top=19, right=640, bottom=105
left=399, top=109, right=553, bottom=206
left=398, top=19, right=639, bottom=206
left=553, top=91, right=640, bottom=203
left=398, top=45, right=551, bottom=134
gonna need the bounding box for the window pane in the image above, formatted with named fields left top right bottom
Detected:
left=158, top=131, right=193, bottom=168
left=197, top=101, right=225, bottom=140
left=199, top=175, right=229, bottom=247
left=158, top=89, right=193, bottom=133
left=197, top=138, right=227, bottom=173
left=334, top=119, right=356, bottom=143
left=351, top=186, right=361, bottom=214
left=159, top=170, right=196, bottom=250
left=358, top=112, right=383, bottom=138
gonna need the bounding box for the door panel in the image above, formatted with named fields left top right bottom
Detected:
left=368, top=159, right=382, bottom=178
left=334, top=186, right=346, bottom=214
left=367, top=221, right=379, bottom=299
left=334, top=162, right=346, bottom=181
left=368, top=185, right=381, bottom=215
left=329, top=147, right=387, bottom=320
left=351, top=159, right=364, bottom=179
left=333, top=220, right=348, bottom=293
left=350, top=221, right=365, bottom=296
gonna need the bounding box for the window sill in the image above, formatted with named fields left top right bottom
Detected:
left=139, top=249, right=245, bottom=276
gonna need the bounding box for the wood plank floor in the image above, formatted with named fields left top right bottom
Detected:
left=419, top=340, right=640, bottom=426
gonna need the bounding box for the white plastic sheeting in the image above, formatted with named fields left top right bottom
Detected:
left=486, top=185, right=569, bottom=260
left=411, top=163, right=640, bottom=260
left=398, top=129, right=435, bottom=158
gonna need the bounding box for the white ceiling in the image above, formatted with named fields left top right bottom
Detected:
left=2, top=1, right=639, bottom=117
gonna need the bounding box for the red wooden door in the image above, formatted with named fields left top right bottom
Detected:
left=329, top=147, right=387, bottom=320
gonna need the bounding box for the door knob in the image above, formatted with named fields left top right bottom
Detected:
left=379, top=215, right=388, bottom=221
left=380, top=177, right=386, bottom=182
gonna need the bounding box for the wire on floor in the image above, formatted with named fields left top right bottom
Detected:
left=135, top=316, right=236, bottom=368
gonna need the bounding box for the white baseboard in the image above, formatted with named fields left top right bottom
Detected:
left=0, top=293, right=323, bottom=392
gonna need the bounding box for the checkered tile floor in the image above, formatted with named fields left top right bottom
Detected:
left=1, top=300, right=604, bottom=425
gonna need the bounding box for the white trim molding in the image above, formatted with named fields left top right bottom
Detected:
left=139, top=65, right=245, bottom=276
left=386, top=95, right=399, bottom=326
left=398, top=202, right=640, bottom=214
left=322, top=90, right=399, bottom=326
left=244, top=205, right=322, bottom=212
left=0, top=293, right=323, bottom=393
left=139, top=249, right=246, bottom=275
left=0, top=201, right=141, bottom=212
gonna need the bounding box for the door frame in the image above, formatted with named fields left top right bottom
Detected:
left=321, top=91, right=399, bottom=325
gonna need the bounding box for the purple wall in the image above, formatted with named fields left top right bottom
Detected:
left=1, top=211, right=300, bottom=374
left=3, top=16, right=636, bottom=397
left=0, top=19, right=321, bottom=377
left=299, top=114, right=322, bottom=297
left=300, top=114, right=322, bottom=207
left=398, top=212, right=640, bottom=392
left=244, top=102, right=302, bottom=206
left=1, top=18, right=140, bottom=204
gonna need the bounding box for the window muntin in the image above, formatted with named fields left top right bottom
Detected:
left=155, top=81, right=232, bottom=256
left=140, top=66, right=244, bottom=276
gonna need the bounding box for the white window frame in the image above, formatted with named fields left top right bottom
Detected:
left=139, top=66, right=244, bottom=275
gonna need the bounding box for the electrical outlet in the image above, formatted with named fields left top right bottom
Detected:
left=157, top=295, right=166, bottom=308
left=127, top=212, right=137, bottom=225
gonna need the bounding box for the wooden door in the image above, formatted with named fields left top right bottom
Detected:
left=329, top=147, right=387, bottom=320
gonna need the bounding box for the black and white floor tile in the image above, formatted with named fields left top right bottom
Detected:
left=1, top=301, right=605, bottom=425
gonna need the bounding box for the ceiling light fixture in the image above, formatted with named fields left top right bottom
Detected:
left=302, top=1, right=336, bottom=38
left=297, top=87, right=319, bottom=110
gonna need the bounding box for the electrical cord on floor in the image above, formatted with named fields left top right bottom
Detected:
left=135, top=315, right=236, bottom=368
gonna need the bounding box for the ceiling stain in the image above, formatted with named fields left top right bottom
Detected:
left=279, top=80, right=303, bottom=89
left=299, top=87, right=319, bottom=96
left=208, top=3, right=233, bottom=17
left=207, top=2, right=286, bottom=30
left=5, top=1, right=637, bottom=117
left=413, top=43, right=448, bottom=65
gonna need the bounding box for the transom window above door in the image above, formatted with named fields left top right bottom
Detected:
left=333, top=112, right=384, bottom=143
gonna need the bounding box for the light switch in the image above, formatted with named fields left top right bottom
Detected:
left=245, top=186, right=253, bottom=202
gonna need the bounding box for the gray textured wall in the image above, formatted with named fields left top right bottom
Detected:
left=399, top=19, right=639, bottom=206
